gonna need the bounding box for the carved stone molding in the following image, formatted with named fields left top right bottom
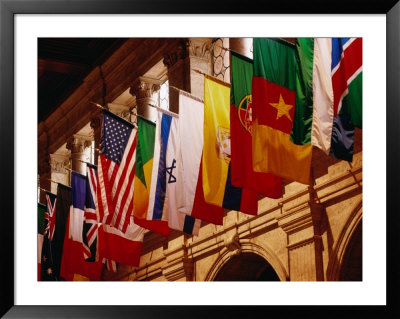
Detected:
left=129, top=76, right=162, bottom=122
left=49, top=153, right=70, bottom=174
left=224, top=233, right=241, bottom=255
left=163, top=39, right=189, bottom=68
left=129, top=76, right=162, bottom=100
left=107, top=103, right=132, bottom=122
left=188, top=38, right=212, bottom=60
left=66, top=134, right=93, bottom=154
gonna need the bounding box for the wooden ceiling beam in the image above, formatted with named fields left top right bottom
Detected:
left=38, top=58, right=89, bottom=76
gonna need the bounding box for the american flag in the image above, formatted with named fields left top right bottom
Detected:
left=97, top=110, right=137, bottom=233
left=45, top=192, right=57, bottom=240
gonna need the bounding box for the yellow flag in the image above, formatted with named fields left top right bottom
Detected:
left=202, top=75, right=231, bottom=206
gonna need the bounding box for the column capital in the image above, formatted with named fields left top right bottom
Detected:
left=129, top=76, right=162, bottom=99
left=66, top=134, right=93, bottom=154
left=129, top=76, right=162, bottom=122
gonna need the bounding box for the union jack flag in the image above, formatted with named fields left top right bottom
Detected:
left=82, top=163, right=99, bottom=261
left=45, top=192, right=57, bottom=240
left=97, top=110, right=137, bottom=233
left=84, top=163, right=117, bottom=269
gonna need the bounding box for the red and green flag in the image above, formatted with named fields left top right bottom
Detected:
left=230, top=50, right=282, bottom=197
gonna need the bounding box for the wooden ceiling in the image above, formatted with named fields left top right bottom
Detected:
left=38, top=38, right=127, bottom=123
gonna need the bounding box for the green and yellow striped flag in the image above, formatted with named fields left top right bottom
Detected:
left=133, top=117, right=170, bottom=236
left=133, top=117, right=156, bottom=219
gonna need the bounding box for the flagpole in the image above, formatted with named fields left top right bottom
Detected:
left=47, top=179, right=71, bottom=189
left=148, top=103, right=179, bottom=118
left=168, top=85, right=204, bottom=103
left=192, top=69, right=231, bottom=88
left=90, top=101, right=137, bottom=128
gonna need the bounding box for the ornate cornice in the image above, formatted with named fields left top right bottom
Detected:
left=129, top=76, right=162, bottom=100
left=49, top=153, right=70, bottom=174
left=163, top=39, right=189, bottom=68
left=66, top=134, right=93, bottom=154
left=188, top=38, right=212, bottom=60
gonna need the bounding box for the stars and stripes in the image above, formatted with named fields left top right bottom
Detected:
left=44, top=192, right=57, bottom=240
left=97, top=110, right=137, bottom=233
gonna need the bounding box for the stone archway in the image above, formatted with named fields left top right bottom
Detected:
left=213, top=252, right=280, bottom=281
left=338, top=221, right=362, bottom=281
left=326, top=200, right=362, bottom=281
left=205, top=240, right=288, bottom=281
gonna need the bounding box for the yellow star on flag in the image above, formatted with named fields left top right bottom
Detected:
left=269, top=94, right=293, bottom=121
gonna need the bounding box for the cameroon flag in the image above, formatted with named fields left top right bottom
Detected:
left=133, top=117, right=170, bottom=236
left=252, top=38, right=312, bottom=185
left=230, top=50, right=282, bottom=198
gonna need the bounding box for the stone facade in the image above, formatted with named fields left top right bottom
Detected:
left=38, top=37, right=362, bottom=282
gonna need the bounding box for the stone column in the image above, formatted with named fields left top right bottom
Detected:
left=278, top=195, right=324, bottom=281
left=129, top=76, right=162, bottom=122
left=163, top=38, right=213, bottom=113
left=66, top=134, right=93, bottom=176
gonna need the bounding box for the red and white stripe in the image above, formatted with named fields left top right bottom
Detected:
left=97, top=129, right=137, bottom=233
left=103, top=258, right=117, bottom=272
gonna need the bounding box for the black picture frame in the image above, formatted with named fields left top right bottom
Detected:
left=1, top=0, right=399, bottom=318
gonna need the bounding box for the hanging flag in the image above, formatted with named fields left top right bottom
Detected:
left=290, top=38, right=315, bottom=146
left=41, top=184, right=70, bottom=280
left=85, top=163, right=115, bottom=270
left=203, top=74, right=258, bottom=215
left=230, top=50, right=282, bottom=198
left=96, top=110, right=136, bottom=233
left=175, top=91, right=204, bottom=215
left=37, top=203, right=46, bottom=281
left=310, top=37, right=335, bottom=155
left=60, top=171, right=103, bottom=281
left=97, top=215, right=145, bottom=267
left=103, top=258, right=117, bottom=272
left=252, top=38, right=313, bottom=185
left=329, top=37, right=362, bottom=162
left=40, top=191, right=57, bottom=281
left=175, top=90, right=224, bottom=225
left=83, top=163, right=100, bottom=261
left=191, top=160, right=224, bottom=225
left=331, top=38, right=362, bottom=128
left=147, top=110, right=201, bottom=235
left=133, top=116, right=170, bottom=236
